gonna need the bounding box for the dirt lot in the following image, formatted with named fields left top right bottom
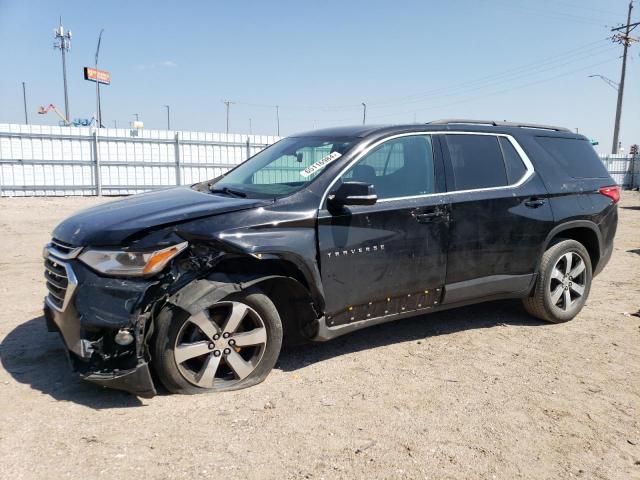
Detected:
left=0, top=193, right=638, bottom=480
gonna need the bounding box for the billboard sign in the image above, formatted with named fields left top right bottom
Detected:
left=83, top=67, right=111, bottom=85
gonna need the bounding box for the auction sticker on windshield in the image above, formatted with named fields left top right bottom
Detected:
left=300, top=152, right=342, bottom=178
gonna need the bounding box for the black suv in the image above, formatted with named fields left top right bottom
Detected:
left=43, top=120, right=619, bottom=397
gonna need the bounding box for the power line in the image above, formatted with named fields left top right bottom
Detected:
left=366, top=43, right=615, bottom=109
left=486, top=0, right=618, bottom=26
left=236, top=41, right=618, bottom=128
left=233, top=38, right=612, bottom=113
left=539, top=0, right=621, bottom=17
left=359, top=56, right=619, bottom=122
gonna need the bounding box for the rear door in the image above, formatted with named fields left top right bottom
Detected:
left=440, top=132, right=555, bottom=304
left=317, top=133, right=449, bottom=326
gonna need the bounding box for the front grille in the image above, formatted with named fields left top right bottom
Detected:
left=44, top=257, right=69, bottom=310
left=51, top=238, right=77, bottom=256
left=43, top=238, right=80, bottom=312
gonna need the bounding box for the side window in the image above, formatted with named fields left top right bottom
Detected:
left=498, top=137, right=527, bottom=184
left=341, top=135, right=435, bottom=199
left=445, top=135, right=508, bottom=190
left=535, top=136, right=609, bottom=179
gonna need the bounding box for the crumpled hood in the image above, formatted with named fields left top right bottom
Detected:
left=52, top=187, right=270, bottom=246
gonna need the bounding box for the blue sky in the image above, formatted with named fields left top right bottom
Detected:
left=0, top=0, right=637, bottom=153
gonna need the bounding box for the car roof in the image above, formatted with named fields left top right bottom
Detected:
left=292, top=120, right=586, bottom=141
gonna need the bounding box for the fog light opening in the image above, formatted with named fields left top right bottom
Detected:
left=114, top=329, right=134, bottom=346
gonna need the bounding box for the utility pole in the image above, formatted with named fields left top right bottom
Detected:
left=610, top=1, right=638, bottom=154
left=22, top=82, right=28, bottom=124
left=164, top=105, right=170, bottom=130
left=275, top=105, right=280, bottom=136
left=362, top=102, right=367, bottom=125
left=94, top=29, right=104, bottom=128
left=54, top=18, right=72, bottom=124
left=133, top=113, right=140, bottom=121
left=113, top=120, right=117, bottom=128
left=223, top=100, right=235, bottom=134
left=249, top=118, right=252, bottom=134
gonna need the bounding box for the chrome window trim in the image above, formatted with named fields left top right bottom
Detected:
left=319, top=131, right=534, bottom=208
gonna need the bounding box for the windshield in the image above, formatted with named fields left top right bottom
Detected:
left=210, top=136, right=356, bottom=198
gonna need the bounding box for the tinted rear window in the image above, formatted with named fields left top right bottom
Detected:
left=536, top=137, right=609, bottom=178
left=445, top=134, right=508, bottom=190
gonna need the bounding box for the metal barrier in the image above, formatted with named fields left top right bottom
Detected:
left=599, top=154, right=639, bottom=189
left=0, top=124, right=279, bottom=196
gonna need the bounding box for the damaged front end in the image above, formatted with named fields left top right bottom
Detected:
left=43, top=239, right=175, bottom=398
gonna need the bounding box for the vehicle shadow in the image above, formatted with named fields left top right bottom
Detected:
left=0, top=316, right=145, bottom=409
left=277, top=299, right=546, bottom=372
left=1, top=300, right=545, bottom=406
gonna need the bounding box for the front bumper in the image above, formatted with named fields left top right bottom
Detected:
left=44, top=301, right=157, bottom=398
left=43, top=246, right=159, bottom=397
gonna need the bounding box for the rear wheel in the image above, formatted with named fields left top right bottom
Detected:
left=523, top=239, right=592, bottom=323
left=153, top=289, right=283, bottom=394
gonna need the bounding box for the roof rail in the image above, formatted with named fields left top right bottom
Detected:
left=428, top=119, right=571, bottom=132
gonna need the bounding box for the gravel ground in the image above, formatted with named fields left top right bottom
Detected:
left=0, top=192, right=639, bottom=480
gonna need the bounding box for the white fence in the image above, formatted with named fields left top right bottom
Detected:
left=599, top=154, right=639, bottom=189
left=0, top=123, right=637, bottom=196
left=0, top=123, right=280, bottom=196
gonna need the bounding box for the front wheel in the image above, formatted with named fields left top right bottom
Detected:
left=523, top=239, right=592, bottom=323
left=153, top=289, right=283, bottom=394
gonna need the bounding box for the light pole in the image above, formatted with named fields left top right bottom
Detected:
left=94, top=29, right=104, bottom=127
left=362, top=102, right=367, bottom=125
left=588, top=74, right=619, bottom=91
left=22, top=82, right=28, bottom=124
left=53, top=18, right=72, bottom=124
left=164, top=105, right=170, bottom=130
left=275, top=105, right=280, bottom=136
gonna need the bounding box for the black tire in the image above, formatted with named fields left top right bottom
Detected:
left=153, top=288, right=283, bottom=394
left=523, top=239, right=592, bottom=323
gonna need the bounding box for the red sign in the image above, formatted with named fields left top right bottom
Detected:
left=83, top=67, right=111, bottom=85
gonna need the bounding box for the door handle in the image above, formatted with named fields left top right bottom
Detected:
left=524, top=198, right=546, bottom=209
left=413, top=208, right=447, bottom=223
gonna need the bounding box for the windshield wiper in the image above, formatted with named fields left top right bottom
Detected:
left=209, top=186, right=248, bottom=198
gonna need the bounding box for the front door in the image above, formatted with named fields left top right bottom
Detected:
left=317, top=134, right=449, bottom=326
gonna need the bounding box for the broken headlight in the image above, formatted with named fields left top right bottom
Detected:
left=79, top=242, right=188, bottom=277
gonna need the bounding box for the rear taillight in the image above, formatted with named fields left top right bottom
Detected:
left=598, top=185, right=620, bottom=204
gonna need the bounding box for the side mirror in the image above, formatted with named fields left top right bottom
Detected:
left=328, top=181, right=377, bottom=207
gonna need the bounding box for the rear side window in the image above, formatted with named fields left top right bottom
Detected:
left=536, top=137, right=609, bottom=178
left=445, top=135, right=507, bottom=190
left=498, top=137, right=527, bottom=184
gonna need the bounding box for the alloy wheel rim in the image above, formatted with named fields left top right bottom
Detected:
left=174, top=301, right=267, bottom=388
left=549, top=251, right=586, bottom=311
